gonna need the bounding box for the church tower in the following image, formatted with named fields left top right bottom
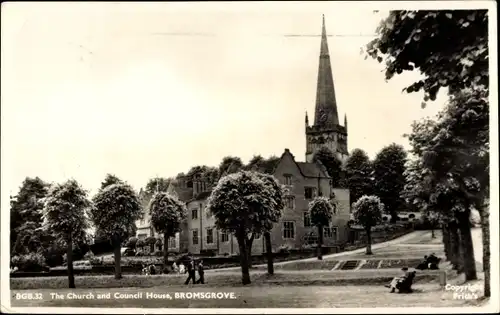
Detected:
left=305, top=15, right=348, bottom=163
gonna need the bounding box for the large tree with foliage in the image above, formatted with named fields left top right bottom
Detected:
left=405, top=88, right=487, bottom=287
left=367, top=9, right=489, bottom=295
left=145, top=177, right=172, bottom=195
left=254, top=172, right=284, bottom=274
left=218, top=156, right=244, bottom=178
left=366, top=10, right=488, bottom=105
left=90, top=183, right=142, bottom=279
left=345, top=149, right=374, bottom=204
left=245, top=155, right=280, bottom=174
left=149, top=192, right=187, bottom=267
left=10, top=177, right=50, bottom=255
left=308, top=197, right=335, bottom=260
left=185, top=165, right=219, bottom=186
left=43, top=179, right=90, bottom=288
left=352, top=195, right=384, bottom=255
left=313, top=147, right=344, bottom=187
left=372, top=143, right=408, bottom=222
left=100, top=174, right=124, bottom=190
left=206, top=171, right=283, bottom=284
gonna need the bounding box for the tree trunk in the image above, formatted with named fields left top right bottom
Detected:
left=112, top=235, right=122, bottom=280
left=457, top=213, right=477, bottom=281
left=163, top=233, right=169, bottom=270
left=431, top=228, right=435, bottom=238
left=66, top=236, right=75, bottom=288
left=448, top=223, right=461, bottom=271
left=365, top=228, right=373, bottom=255
left=317, top=225, right=324, bottom=260
left=245, top=235, right=254, bottom=268
left=442, top=226, right=450, bottom=261
left=264, top=232, right=274, bottom=275
left=237, top=234, right=251, bottom=285
left=479, top=205, right=490, bottom=297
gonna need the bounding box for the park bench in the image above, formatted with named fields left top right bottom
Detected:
left=395, top=271, right=416, bottom=293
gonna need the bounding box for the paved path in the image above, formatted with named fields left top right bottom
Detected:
left=210, top=231, right=428, bottom=272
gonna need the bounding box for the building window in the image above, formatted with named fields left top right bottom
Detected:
left=282, top=221, right=295, bottom=239
left=324, top=227, right=338, bottom=240
left=303, top=211, right=311, bottom=227
left=206, top=227, right=214, bottom=244
left=192, top=229, right=199, bottom=245
left=221, top=231, right=229, bottom=243
left=192, top=209, right=198, bottom=220
left=285, top=196, right=295, bottom=209
left=283, top=174, right=293, bottom=185
left=169, top=237, right=176, bottom=248
left=304, top=187, right=317, bottom=199
left=138, top=233, right=147, bottom=240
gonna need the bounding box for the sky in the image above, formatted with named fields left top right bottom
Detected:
left=2, top=2, right=460, bottom=197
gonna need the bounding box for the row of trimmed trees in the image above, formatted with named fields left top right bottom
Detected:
left=366, top=10, right=490, bottom=297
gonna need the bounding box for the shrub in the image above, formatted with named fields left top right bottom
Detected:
left=278, top=245, right=291, bottom=254
left=83, top=251, right=95, bottom=260
left=11, top=253, right=48, bottom=272
left=89, top=257, right=103, bottom=266
left=153, top=251, right=163, bottom=257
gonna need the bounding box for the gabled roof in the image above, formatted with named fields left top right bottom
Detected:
left=296, top=162, right=328, bottom=178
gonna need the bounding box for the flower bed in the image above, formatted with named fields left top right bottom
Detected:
left=360, top=260, right=381, bottom=269
left=379, top=259, right=422, bottom=269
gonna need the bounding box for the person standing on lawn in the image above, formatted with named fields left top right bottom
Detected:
left=196, top=260, right=205, bottom=284
left=184, top=258, right=196, bottom=285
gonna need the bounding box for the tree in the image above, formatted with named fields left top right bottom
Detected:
left=246, top=155, right=280, bottom=174
left=345, top=149, right=374, bottom=204
left=90, top=183, right=142, bottom=279
left=308, top=197, right=335, bottom=260
left=10, top=177, right=50, bottom=255
left=218, top=156, right=244, bottom=178
left=422, top=211, right=441, bottom=239
left=149, top=192, right=187, bottom=267
left=155, top=237, right=163, bottom=251
left=206, top=171, right=283, bottom=284
left=352, top=196, right=384, bottom=255
left=125, top=237, right=138, bottom=250
left=405, top=88, right=487, bottom=285
left=372, top=143, right=408, bottom=222
left=254, top=172, right=284, bottom=274
left=145, top=236, right=156, bottom=253
left=136, top=239, right=145, bottom=252
left=313, top=147, right=344, bottom=187
left=43, top=179, right=90, bottom=288
left=366, top=10, right=488, bottom=105
left=145, top=177, right=172, bottom=195
left=100, top=174, right=124, bottom=190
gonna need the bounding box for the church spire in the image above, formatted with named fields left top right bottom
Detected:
left=314, top=15, right=339, bottom=127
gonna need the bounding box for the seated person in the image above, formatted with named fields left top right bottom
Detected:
left=385, top=267, right=411, bottom=293
left=416, top=256, right=429, bottom=270
left=427, top=253, right=440, bottom=269
left=396, top=270, right=416, bottom=293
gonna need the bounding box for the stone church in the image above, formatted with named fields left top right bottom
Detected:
left=136, top=16, right=350, bottom=255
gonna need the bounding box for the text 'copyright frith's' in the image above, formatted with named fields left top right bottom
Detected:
left=17, top=292, right=238, bottom=301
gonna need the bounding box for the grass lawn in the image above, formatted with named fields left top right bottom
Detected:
left=10, top=269, right=445, bottom=290
left=10, top=283, right=488, bottom=308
